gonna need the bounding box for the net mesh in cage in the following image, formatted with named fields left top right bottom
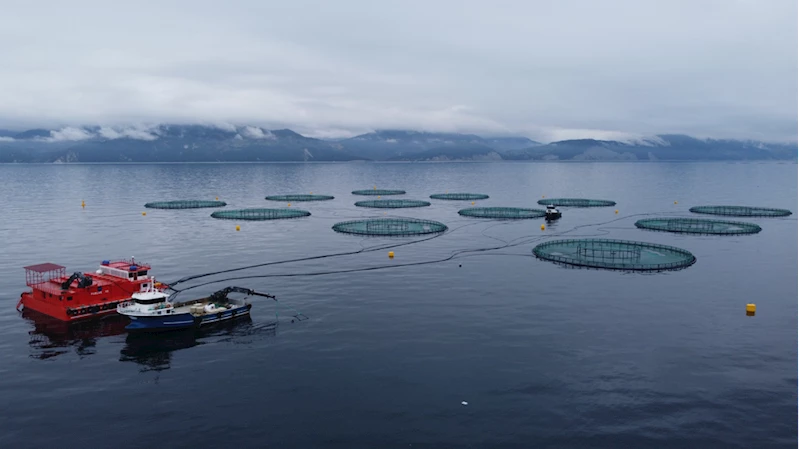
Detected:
left=354, top=199, right=431, bottom=208
left=458, top=207, right=546, bottom=219
left=144, top=200, right=227, bottom=209
left=429, top=193, right=489, bottom=201
left=352, top=189, right=406, bottom=196
left=533, top=239, right=696, bottom=271
left=635, top=218, right=762, bottom=235
left=211, top=208, right=311, bottom=220
left=536, top=198, right=616, bottom=207
left=689, top=205, right=792, bottom=217
left=265, top=194, right=334, bottom=202
left=332, top=218, right=447, bottom=236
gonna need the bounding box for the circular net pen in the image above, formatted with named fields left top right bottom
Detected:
left=355, top=199, right=431, bottom=209
left=689, top=205, right=792, bottom=217
left=352, top=189, right=406, bottom=196
left=144, top=200, right=227, bottom=209
left=211, top=208, right=311, bottom=221
left=430, top=193, right=489, bottom=201
left=332, top=218, right=447, bottom=236
left=536, top=198, right=616, bottom=207
left=265, top=194, right=334, bottom=202
left=533, top=239, right=696, bottom=271
left=635, top=218, right=762, bottom=235
left=458, top=207, right=546, bottom=219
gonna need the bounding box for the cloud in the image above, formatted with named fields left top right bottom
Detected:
left=0, top=0, right=795, bottom=142
left=0, top=136, right=14, bottom=142
left=45, top=127, right=93, bottom=142
left=98, top=126, right=159, bottom=140
left=240, top=126, right=274, bottom=139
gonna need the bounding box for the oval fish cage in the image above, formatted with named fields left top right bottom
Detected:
left=533, top=239, right=696, bottom=271
left=265, top=194, right=334, bottom=202
left=211, top=208, right=311, bottom=220
left=144, top=200, right=227, bottom=209
left=332, top=218, right=447, bottom=236
left=429, top=193, right=489, bottom=201
left=536, top=198, right=616, bottom=207
left=689, top=205, right=792, bottom=217
left=354, top=199, right=431, bottom=208
left=351, top=189, right=406, bottom=196
left=635, top=218, right=762, bottom=235
left=458, top=207, right=546, bottom=219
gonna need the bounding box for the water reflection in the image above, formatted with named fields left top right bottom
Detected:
left=119, top=317, right=277, bottom=372
left=23, top=309, right=128, bottom=360
left=24, top=308, right=277, bottom=371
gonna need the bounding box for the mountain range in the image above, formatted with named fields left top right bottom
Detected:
left=0, top=125, right=795, bottom=162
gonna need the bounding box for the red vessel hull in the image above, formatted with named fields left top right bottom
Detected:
left=19, top=259, right=165, bottom=323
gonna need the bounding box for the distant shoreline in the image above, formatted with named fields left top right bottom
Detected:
left=1, top=160, right=796, bottom=165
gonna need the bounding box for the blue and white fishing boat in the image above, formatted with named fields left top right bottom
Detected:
left=117, top=286, right=274, bottom=332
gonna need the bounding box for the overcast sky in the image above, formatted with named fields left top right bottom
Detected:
left=0, top=0, right=796, bottom=142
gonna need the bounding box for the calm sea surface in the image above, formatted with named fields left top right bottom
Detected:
left=0, top=162, right=796, bottom=448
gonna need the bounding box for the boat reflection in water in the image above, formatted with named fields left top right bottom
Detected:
left=23, top=308, right=128, bottom=360
left=24, top=307, right=277, bottom=371
left=119, top=316, right=277, bottom=372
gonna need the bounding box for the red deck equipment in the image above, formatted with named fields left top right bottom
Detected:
left=18, top=258, right=166, bottom=322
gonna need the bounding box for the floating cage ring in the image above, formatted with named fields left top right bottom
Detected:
left=354, top=199, right=431, bottom=209
left=265, top=194, right=335, bottom=202
left=536, top=198, right=616, bottom=207
left=689, top=205, right=792, bottom=217
left=144, top=200, right=227, bottom=209
left=332, top=218, right=448, bottom=236
left=458, top=207, right=546, bottom=219
left=429, top=193, right=490, bottom=201
left=635, top=218, right=762, bottom=235
left=532, top=238, right=696, bottom=271
left=352, top=189, right=406, bottom=196
left=211, top=208, right=311, bottom=221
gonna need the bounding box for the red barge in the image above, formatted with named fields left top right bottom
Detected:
left=18, top=258, right=166, bottom=322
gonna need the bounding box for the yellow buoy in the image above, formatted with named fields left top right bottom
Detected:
left=540, top=224, right=545, bottom=231
left=746, top=303, right=756, bottom=314
left=542, top=195, right=545, bottom=199
left=471, top=201, right=475, bottom=205
left=81, top=200, right=85, bottom=208
left=310, top=191, right=313, bottom=194
left=674, top=201, right=678, bottom=205
left=142, top=212, right=146, bottom=216
left=388, top=251, right=394, bottom=259
left=287, top=203, right=291, bottom=207
left=377, top=195, right=381, bottom=199
left=615, top=209, right=619, bottom=214
left=215, top=197, right=219, bottom=201
left=373, top=185, right=377, bottom=190
left=235, top=225, right=241, bottom=231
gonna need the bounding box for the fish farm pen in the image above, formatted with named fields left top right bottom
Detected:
left=429, top=193, right=490, bottom=201
left=144, top=200, right=227, bottom=209
left=265, top=194, right=334, bottom=202
left=635, top=218, right=762, bottom=235
left=332, top=218, right=448, bottom=236
left=458, top=207, right=546, bottom=219
left=536, top=198, right=616, bottom=207
left=210, top=208, right=311, bottom=220
left=351, top=189, right=406, bottom=196
left=689, top=205, right=792, bottom=217
left=354, top=199, right=431, bottom=208
left=532, top=239, right=696, bottom=271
